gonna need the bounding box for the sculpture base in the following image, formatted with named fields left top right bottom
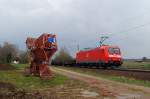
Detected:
left=24, top=64, right=53, bottom=79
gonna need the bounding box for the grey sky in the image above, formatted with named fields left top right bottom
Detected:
left=0, top=0, right=150, bottom=58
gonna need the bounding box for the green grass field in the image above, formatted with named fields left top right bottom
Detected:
left=57, top=66, right=150, bottom=87
left=1, top=63, right=150, bottom=89
left=121, top=61, right=150, bottom=70
left=12, top=64, right=29, bottom=70
left=0, top=64, right=68, bottom=90
left=0, top=64, right=97, bottom=99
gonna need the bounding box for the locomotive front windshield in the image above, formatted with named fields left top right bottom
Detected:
left=108, top=47, right=120, bottom=54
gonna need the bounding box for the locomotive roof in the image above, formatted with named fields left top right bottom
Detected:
left=79, top=45, right=119, bottom=52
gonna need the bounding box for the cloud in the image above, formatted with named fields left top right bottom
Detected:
left=0, top=0, right=73, bottom=16
left=0, top=0, right=150, bottom=58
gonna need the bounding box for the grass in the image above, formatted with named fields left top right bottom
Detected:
left=11, top=63, right=28, bottom=70
left=122, top=61, right=150, bottom=70
left=57, top=66, right=150, bottom=87
left=0, top=64, right=68, bottom=90
left=106, top=76, right=150, bottom=87
left=0, top=64, right=98, bottom=99
left=144, top=64, right=150, bottom=70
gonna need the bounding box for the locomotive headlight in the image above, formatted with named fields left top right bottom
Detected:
left=109, top=55, right=113, bottom=57
left=116, top=55, right=121, bottom=58
left=108, top=55, right=113, bottom=61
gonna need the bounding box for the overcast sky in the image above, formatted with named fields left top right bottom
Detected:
left=0, top=0, right=150, bottom=58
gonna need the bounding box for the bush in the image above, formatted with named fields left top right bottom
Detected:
left=52, top=47, right=74, bottom=65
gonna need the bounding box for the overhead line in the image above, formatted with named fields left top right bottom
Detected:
left=109, top=21, right=150, bottom=37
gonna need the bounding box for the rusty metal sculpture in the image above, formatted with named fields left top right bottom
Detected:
left=26, top=33, right=57, bottom=79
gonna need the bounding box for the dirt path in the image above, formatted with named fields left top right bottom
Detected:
left=51, top=67, right=150, bottom=99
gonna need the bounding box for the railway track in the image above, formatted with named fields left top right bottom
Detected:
left=54, top=65, right=150, bottom=81
left=103, top=68, right=150, bottom=81
left=114, top=68, right=150, bottom=73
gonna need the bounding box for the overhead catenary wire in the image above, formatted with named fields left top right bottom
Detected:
left=117, top=10, right=150, bottom=25
left=83, top=20, right=150, bottom=47
left=109, top=21, right=150, bottom=37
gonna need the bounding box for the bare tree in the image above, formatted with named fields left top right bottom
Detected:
left=19, top=50, right=29, bottom=64
left=0, top=42, right=19, bottom=63
left=142, top=57, right=147, bottom=62
left=0, top=45, right=2, bottom=63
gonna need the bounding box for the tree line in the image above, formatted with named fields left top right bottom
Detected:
left=0, top=42, right=73, bottom=64
left=1, top=42, right=149, bottom=64
left=0, top=42, right=28, bottom=64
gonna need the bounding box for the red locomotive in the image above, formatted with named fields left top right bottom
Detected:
left=76, top=45, right=122, bottom=68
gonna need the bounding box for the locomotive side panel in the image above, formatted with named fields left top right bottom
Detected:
left=76, top=47, right=107, bottom=66
left=84, top=49, right=99, bottom=63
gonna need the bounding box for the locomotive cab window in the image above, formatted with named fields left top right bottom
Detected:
left=108, top=48, right=120, bottom=54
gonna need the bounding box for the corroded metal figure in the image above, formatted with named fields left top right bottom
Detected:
left=26, top=33, right=57, bottom=78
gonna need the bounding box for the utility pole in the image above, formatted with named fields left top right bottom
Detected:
left=99, top=36, right=109, bottom=46
left=77, top=44, right=80, bottom=51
